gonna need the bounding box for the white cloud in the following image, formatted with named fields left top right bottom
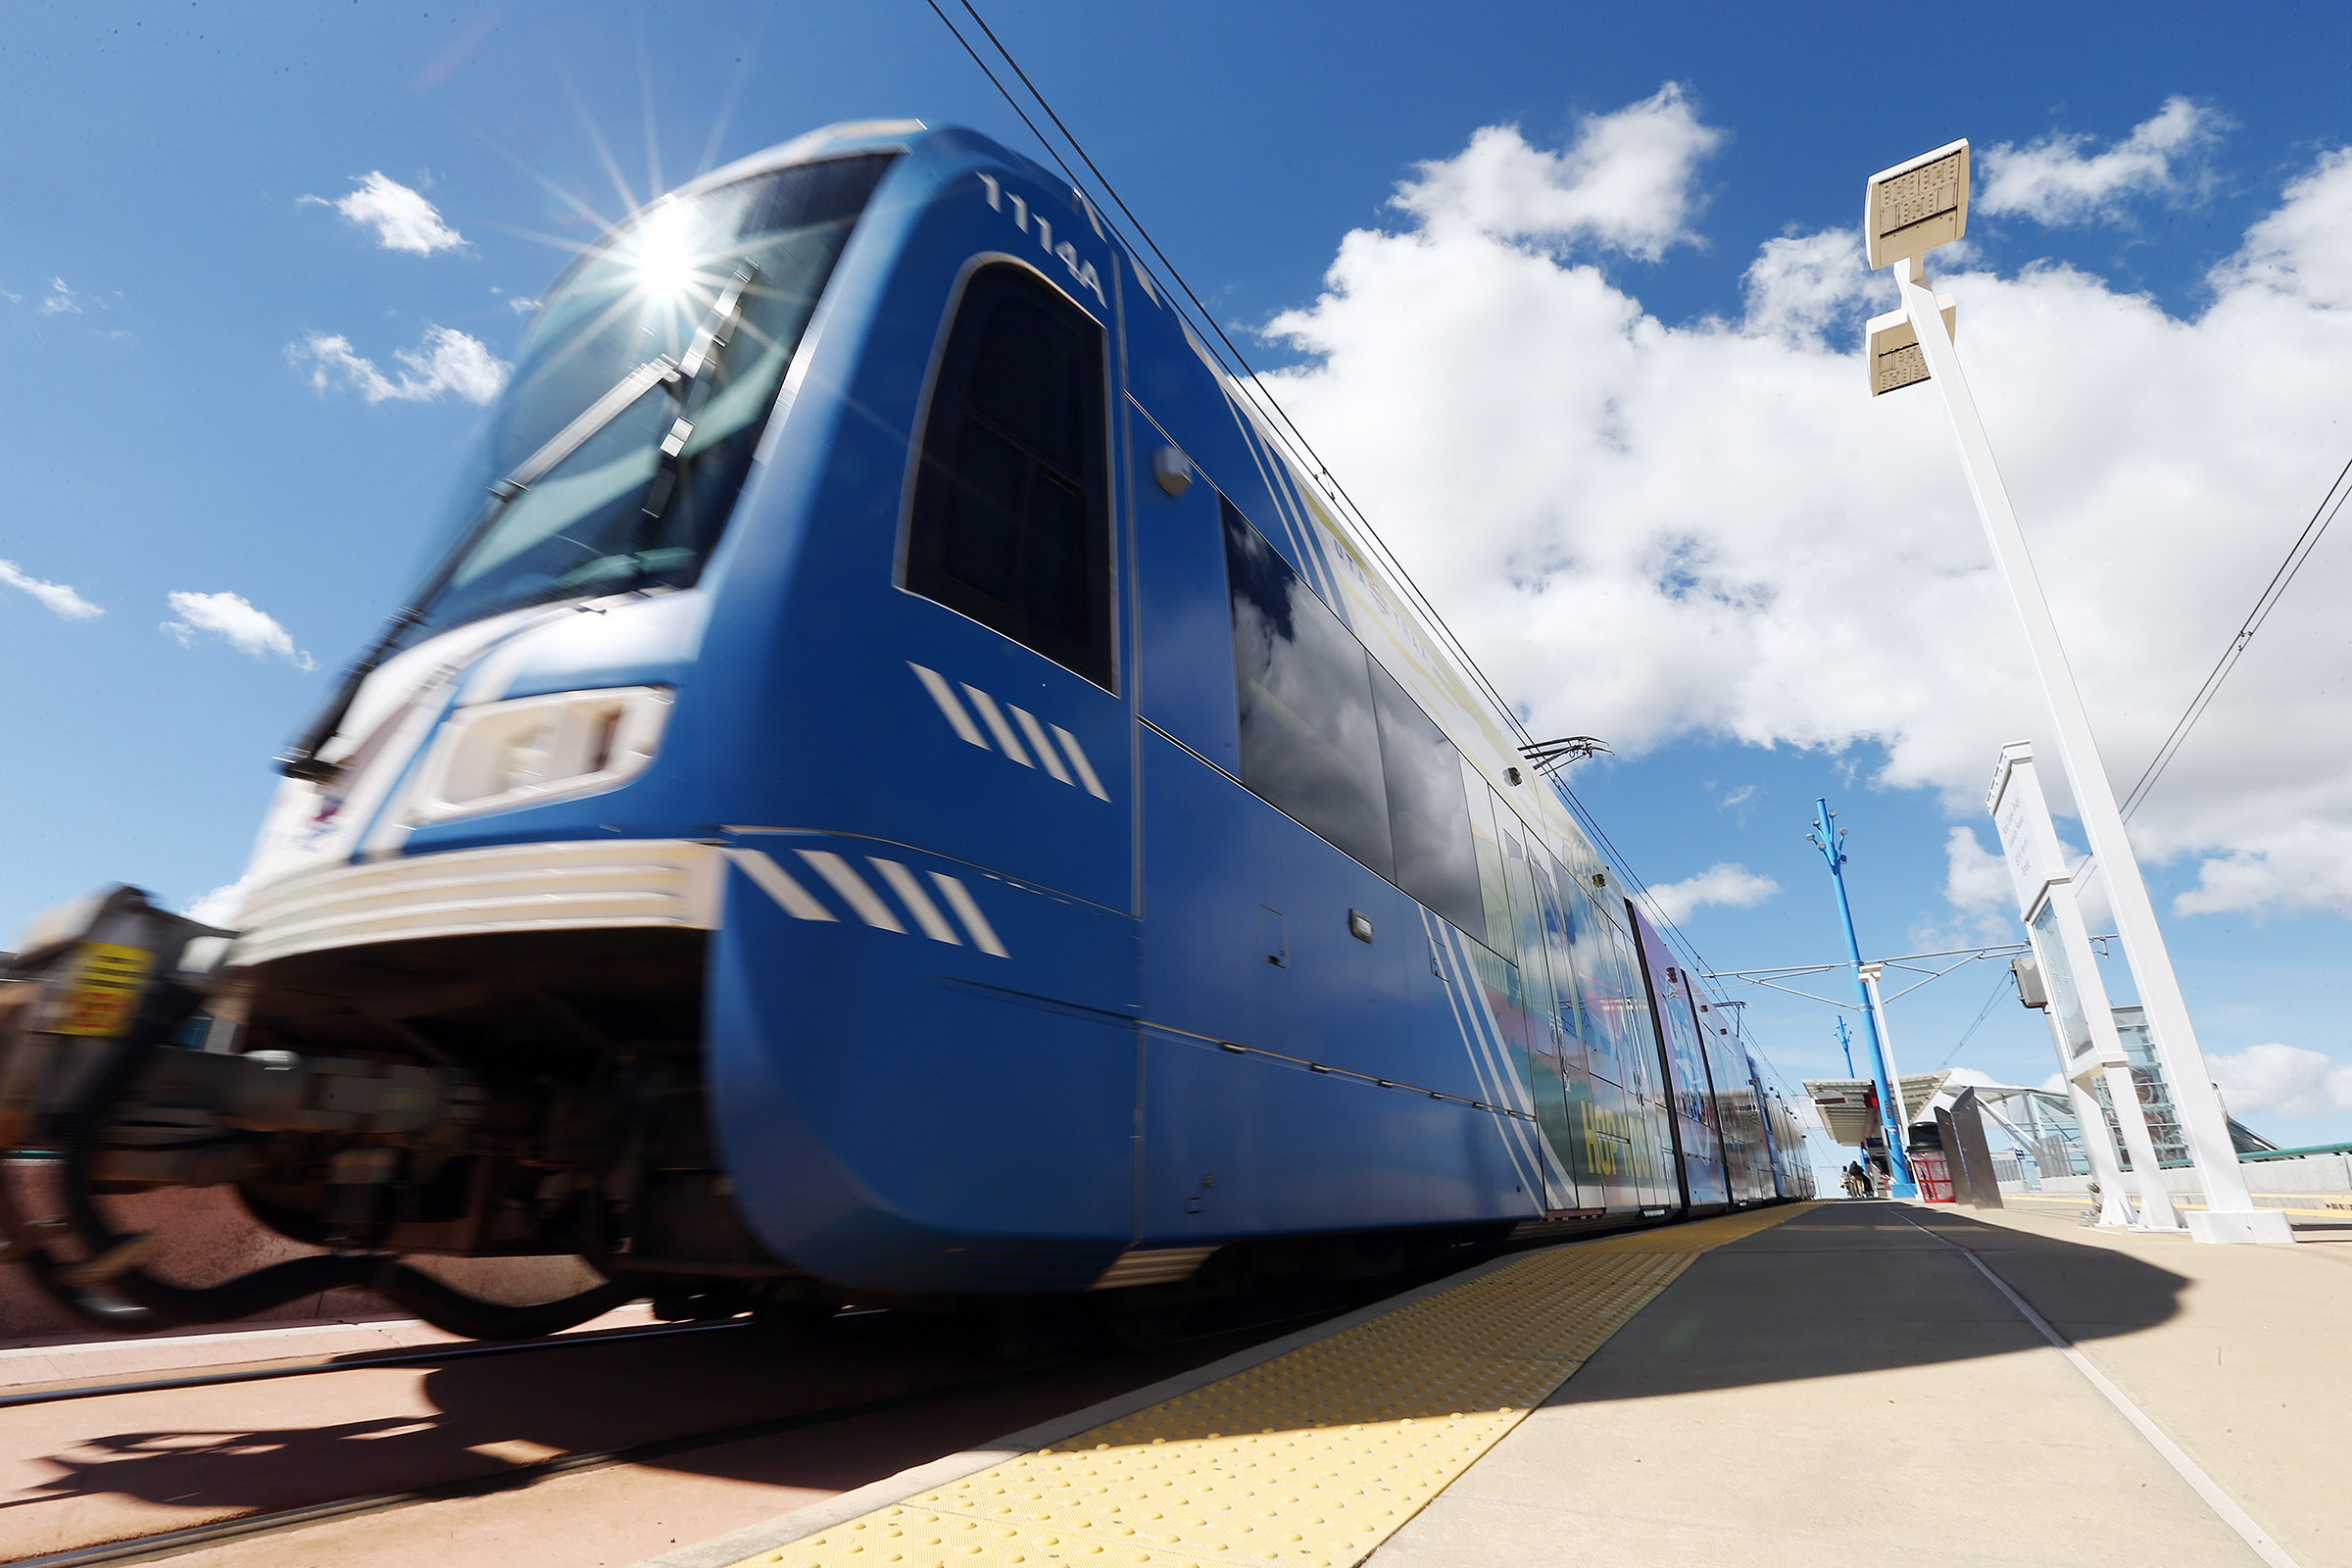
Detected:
left=1741, top=228, right=1886, bottom=343
left=1391, top=83, right=1723, bottom=262
left=0, top=559, right=102, bottom=619
left=1976, top=97, right=2228, bottom=226
left=289, top=324, right=509, bottom=405
left=39, top=277, right=82, bottom=317
left=2216, top=146, right=2352, bottom=315
left=507, top=295, right=540, bottom=316
left=308, top=172, right=466, bottom=255
left=1943, top=827, right=2011, bottom=918
left=2173, top=820, right=2352, bottom=917
left=162, top=590, right=315, bottom=669
left=2208, top=1042, right=2352, bottom=1118
left=183, top=875, right=252, bottom=929
left=1261, top=94, right=2352, bottom=919
left=1642, top=862, right=1779, bottom=924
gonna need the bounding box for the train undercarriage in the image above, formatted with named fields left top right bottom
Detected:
left=0, top=886, right=1539, bottom=1344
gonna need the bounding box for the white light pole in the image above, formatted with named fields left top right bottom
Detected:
left=1855, top=961, right=1911, bottom=1162
left=1865, top=142, right=2290, bottom=1244
left=1991, top=743, right=2180, bottom=1229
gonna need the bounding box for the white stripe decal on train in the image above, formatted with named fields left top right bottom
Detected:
left=731, top=847, right=1010, bottom=957
left=1426, top=910, right=1556, bottom=1211
left=908, top=662, right=990, bottom=748
left=1010, top=705, right=1071, bottom=784
left=796, top=850, right=906, bottom=932
left=909, top=664, right=1112, bottom=803
left=1052, top=723, right=1110, bottom=800
left=959, top=685, right=1034, bottom=765
left=929, top=872, right=1009, bottom=956
left=726, top=849, right=835, bottom=921
left=870, top=858, right=962, bottom=945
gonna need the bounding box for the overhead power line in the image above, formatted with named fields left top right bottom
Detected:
left=925, top=3, right=1774, bottom=1075
left=1936, top=966, right=2017, bottom=1069
left=2120, top=454, right=2352, bottom=820
left=927, top=2, right=1526, bottom=752
left=926, top=3, right=1788, bottom=1091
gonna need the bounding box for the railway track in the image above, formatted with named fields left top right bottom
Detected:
left=15, top=1356, right=1070, bottom=1568
left=0, top=1316, right=758, bottom=1411
left=4, top=1297, right=1369, bottom=1568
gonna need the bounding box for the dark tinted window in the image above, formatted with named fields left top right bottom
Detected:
left=1370, top=663, right=1484, bottom=940
left=1224, top=503, right=1394, bottom=877
left=906, top=264, right=1111, bottom=686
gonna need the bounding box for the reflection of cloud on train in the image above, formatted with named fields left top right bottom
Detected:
left=0, top=122, right=1807, bottom=1341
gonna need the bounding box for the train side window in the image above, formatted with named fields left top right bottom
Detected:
left=906, top=263, right=1112, bottom=688
left=1369, top=663, right=1485, bottom=943
left=1462, top=765, right=1515, bottom=959
left=1222, top=501, right=1395, bottom=878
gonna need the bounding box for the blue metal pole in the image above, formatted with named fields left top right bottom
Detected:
left=1836, top=1015, right=1856, bottom=1077
left=1810, top=799, right=1918, bottom=1197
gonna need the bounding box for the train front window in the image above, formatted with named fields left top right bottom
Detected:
left=399, top=154, right=894, bottom=647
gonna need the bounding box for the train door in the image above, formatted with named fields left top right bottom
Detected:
left=892, top=260, right=1134, bottom=906
left=1530, top=849, right=1601, bottom=1210
left=1495, top=808, right=1578, bottom=1211
left=1610, top=916, right=1679, bottom=1210
left=1568, top=889, right=1644, bottom=1210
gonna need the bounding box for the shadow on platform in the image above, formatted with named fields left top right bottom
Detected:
left=1546, top=1200, right=2184, bottom=1408
left=1, top=1202, right=2186, bottom=1553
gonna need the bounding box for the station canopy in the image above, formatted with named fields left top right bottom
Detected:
left=1802, top=1071, right=1952, bottom=1147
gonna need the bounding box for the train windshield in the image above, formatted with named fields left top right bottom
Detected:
left=396, top=154, right=895, bottom=647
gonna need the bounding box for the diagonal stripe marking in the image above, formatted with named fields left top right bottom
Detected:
left=869, top=858, right=962, bottom=945
left=909, top=662, right=990, bottom=749
left=1051, top=723, right=1110, bottom=800
left=795, top=850, right=905, bottom=932
left=1008, top=705, right=1072, bottom=784
left=960, top=685, right=1033, bottom=766
left=929, top=872, right=1008, bottom=957
left=727, top=849, right=836, bottom=922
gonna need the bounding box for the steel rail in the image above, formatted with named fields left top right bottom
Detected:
left=12, top=1357, right=1076, bottom=1568
left=0, top=1314, right=757, bottom=1410
left=12, top=1297, right=1373, bottom=1568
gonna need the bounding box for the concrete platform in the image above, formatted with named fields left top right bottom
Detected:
left=1369, top=1200, right=2349, bottom=1568
left=664, top=1200, right=2348, bottom=1568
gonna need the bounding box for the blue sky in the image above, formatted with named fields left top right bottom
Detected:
left=5, top=2, right=2350, bottom=1154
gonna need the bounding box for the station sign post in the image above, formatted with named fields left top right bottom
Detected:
left=1988, top=743, right=2179, bottom=1229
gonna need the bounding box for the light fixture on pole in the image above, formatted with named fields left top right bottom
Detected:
left=1863, top=140, right=2291, bottom=1244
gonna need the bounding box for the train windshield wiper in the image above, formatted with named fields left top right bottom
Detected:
left=278, top=267, right=759, bottom=785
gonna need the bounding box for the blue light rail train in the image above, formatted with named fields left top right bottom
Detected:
left=0, top=121, right=1809, bottom=1338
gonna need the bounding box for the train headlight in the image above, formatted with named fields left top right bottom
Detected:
left=405, top=686, right=672, bottom=824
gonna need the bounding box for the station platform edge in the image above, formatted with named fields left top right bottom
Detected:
left=674, top=1203, right=1815, bottom=1568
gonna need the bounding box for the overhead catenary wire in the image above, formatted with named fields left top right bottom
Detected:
left=935, top=3, right=1532, bottom=750
left=923, top=2, right=1756, bottom=1063
left=1936, top=965, right=2017, bottom=1069
left=2119, top=454, right=2352, bottom=821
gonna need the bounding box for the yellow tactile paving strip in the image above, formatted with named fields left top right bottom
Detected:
left=742, top=1203, right=1815, bottom=1568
